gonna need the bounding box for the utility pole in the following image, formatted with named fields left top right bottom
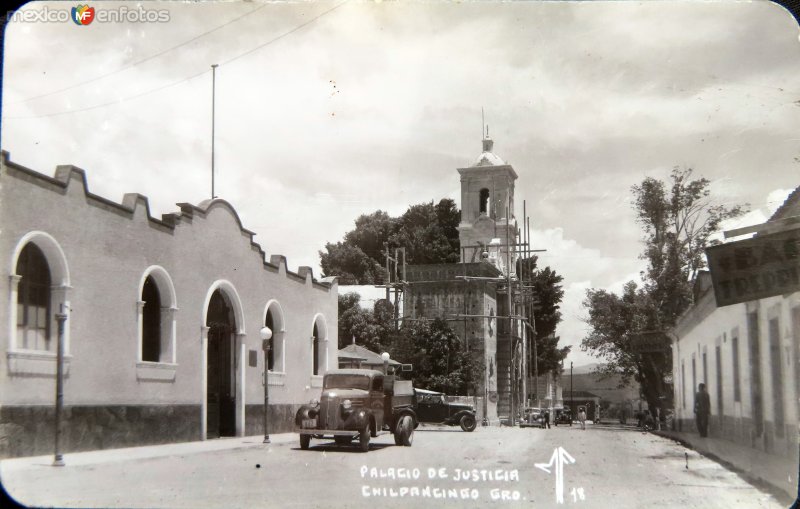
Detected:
left=570, top=361, right=574, bottom=415
left=211, top=64, right=218, bottom=199
left=521, top=201, right=527, bottom=408
left=506, top=205, right=514, bottom=426
left=527, top=215, right=538, bottom=407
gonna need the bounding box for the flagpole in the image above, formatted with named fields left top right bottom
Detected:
left=211, top=64, right=218, bottom=199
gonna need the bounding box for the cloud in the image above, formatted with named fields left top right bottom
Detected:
left=3, top=1, right=797, bottom=365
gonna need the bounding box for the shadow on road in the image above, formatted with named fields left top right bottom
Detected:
left=292, top=442, right=395, bottom=453
left=590, top=423, right=644, bottom=433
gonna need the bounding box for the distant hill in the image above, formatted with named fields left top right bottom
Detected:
left=562, top=367, right=641, bottom=405
left=570, top=362, right=603, bottom=375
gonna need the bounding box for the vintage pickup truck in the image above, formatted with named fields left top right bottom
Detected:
left=294, top=369, right=418, bottom=452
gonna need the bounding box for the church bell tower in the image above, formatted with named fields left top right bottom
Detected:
left=457, top=135, right=518, bottom=274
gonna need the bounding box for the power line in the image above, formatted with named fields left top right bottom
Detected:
left=5, top=69, right=210, bottom=119
left=4, top=1, right=349, bottom=120
left=218, top=0, right=348, bottom=67
left=8, top=3, right=268, bottom=105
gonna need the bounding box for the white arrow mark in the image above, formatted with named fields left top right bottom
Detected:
left=535, top=447, right=576, bottom=504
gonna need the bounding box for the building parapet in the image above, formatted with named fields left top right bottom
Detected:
left=0, top=150, right=332, bottom=292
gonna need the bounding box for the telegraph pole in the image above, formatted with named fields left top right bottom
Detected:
left=521, top=201, right=527, bottom=407
left=570, top=361, right=574, bottom=415
left=506, top=205, right=514, bottom=425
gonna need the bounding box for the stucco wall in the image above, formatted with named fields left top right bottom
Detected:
left=672, top=285, right=800, bottom=457
left=0, top=153, right=338, bottom=455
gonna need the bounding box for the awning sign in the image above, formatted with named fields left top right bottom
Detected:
left=705, top=228, right=800, bottom=307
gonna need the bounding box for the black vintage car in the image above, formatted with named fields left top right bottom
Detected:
left=520, top=407, right=545, bottom=428
left=413, top=389, right=477, bottom=432
left=554, top=408, right=572, bottom=426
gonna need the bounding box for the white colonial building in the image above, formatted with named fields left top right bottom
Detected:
left=671, top=189, right=800, bottom=485
left=0, top=151, right=338, bottom=457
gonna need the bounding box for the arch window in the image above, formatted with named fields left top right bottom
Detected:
left=479, top=188, right=490, bottom=214
left=9, top=233, right=71, bottom=375
left=311, top=315, right=328, bottom=377
left=266, top=312, right=275, bottom=370
left=263, top=301, right=285, bottom=373
left=312, top=323, right=320, bottom=376
left=141, top=276, right=162, bottom=362
left=16, top=243, right=52, bottom=351
left=137, top=266, right=177, bottom=366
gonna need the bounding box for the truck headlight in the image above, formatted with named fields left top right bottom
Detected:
left=309, top=398, right=319, bottom=406
left=342, top=399, right=352, bottom=410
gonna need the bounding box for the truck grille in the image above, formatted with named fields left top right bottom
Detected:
left=319, top=397, right=340, bottom=429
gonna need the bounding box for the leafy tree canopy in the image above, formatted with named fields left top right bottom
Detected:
left=338, top=292, right=393, bottom=352
left=387, top=318, right=481, bottom=395
left=517, top=255, right=569, bottom=374
left=581, top=167, right=747, bottom=416
left=320, top=199, right=460, bottom=283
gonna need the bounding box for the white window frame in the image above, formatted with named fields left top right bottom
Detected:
left=135, top=265, right=178, bottom=381
left=8, top=232, right=72, bottom=376
left=310, top=313, right=328, bottom=385
left=263, top=299, right=286, bottom=385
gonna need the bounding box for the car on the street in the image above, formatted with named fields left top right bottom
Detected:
left=554, top=408, right=572, bottom=426
left=295, top=369, right=418, bottom=452
left=519, top=407, right=545, bottom=428
left=413, top=388, right=477, bottom=432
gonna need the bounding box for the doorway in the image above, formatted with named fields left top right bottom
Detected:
left=206, top=290, right=236, bottom=438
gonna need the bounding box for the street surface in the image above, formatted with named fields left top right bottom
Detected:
left=1, top=423, right=788, bottom=509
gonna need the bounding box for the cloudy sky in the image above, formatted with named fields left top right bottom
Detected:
left=3, top=0, right=799, bottom=366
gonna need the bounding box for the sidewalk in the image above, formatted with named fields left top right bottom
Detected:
left=653, top=428, right=799, bottom=504
left=0, top=432, right=297, bottom=472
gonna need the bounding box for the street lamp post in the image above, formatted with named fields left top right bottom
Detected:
left=381, top=352, right=391, bottom=375
left=260, top=326, right=273, bottom=444
left=53, top=304, right=68, bottom=467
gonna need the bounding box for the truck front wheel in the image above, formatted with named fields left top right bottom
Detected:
left=397, top=415, right=414, bottom=446
left=300, top=434, right=310, bottom=450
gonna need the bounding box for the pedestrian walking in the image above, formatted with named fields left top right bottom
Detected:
left=544, top=409, right=551, bottom=429
left=578, top=407, right=587, bottom=430
left=694, top=383, right=711, bottom=437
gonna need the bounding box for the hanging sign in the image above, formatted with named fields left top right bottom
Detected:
left=705, top=228, right=800, bottom=307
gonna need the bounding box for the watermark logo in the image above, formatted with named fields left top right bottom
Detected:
left=71, top=5, right=95, bottom=26
left=6, top=5, right=170, bottom=24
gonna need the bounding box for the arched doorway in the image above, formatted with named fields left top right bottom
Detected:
left=206, top=289, right=237, bottom=438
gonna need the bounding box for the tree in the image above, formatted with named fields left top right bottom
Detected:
left=344, top=211, right=395, bottom=267
left=337, top=293, right=393, bottom=351
left=391, top=199, right=461, bottom=265
left=320, top=199, right=461, bottom=282
left=320, top=243, right=384, bottom=285
left=634, top=168, right=746, bottom=325
left=517, top=256, right=570, bottom=375
left=581, top=168, right=747, bottom=416
left=582, top=283, right=665, bottom=400
left=386, top=318, right=481, bottom=395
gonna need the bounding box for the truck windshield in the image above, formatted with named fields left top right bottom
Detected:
left=323, top=374, right=371, bottom=390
